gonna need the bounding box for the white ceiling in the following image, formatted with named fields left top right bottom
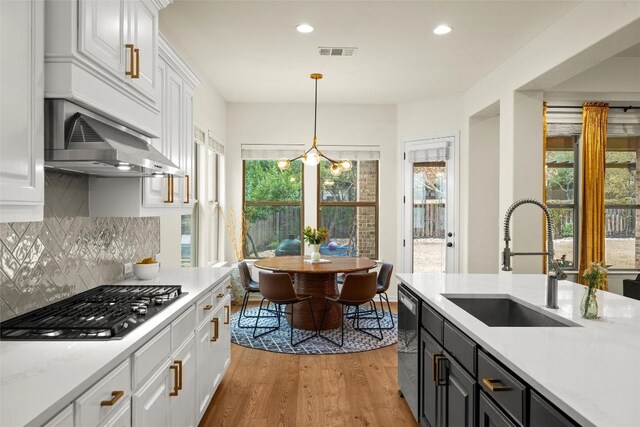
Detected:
left=159, top=1, right=581, bottom=104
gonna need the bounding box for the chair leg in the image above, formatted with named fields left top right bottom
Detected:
left=238, top=293, right=277, bottom=328
left=252, top=298, right=281, bottom=339
left=353, top=293, right=395, bottom=331
left=383, top=292, right=395, bottom=328
left=285, top=300, right=318, bottom=346
left=353, top=300, right=384, bottom=341
left=318, top=301, right=345, bottom=347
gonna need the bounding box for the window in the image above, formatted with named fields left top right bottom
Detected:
left=604, top=138, right=639, bottom=269
left=546, top=117, right=640, bottom=270
left=546, top=136, right=578, bottom=269
left=243, top=160, right=303, bottom=258
left=318, top=160, right=378, bottom=258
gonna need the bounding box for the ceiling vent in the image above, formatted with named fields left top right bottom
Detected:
left=318, top=47, right=358, bottom=57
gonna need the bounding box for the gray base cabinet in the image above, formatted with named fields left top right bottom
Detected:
left=413, top=296, right=578, bottom=427
left=420, top=329, right=475, bottom=427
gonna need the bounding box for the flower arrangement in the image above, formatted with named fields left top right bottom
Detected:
left=580, top=261, right=610, bottom=319
left=303, top=226, right=328, bottom=245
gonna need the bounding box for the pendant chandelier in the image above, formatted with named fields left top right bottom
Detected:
left=276, top=73, right=352, bottom=177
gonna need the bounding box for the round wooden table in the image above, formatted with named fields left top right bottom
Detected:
left=253, top=256, right=377, bottom=330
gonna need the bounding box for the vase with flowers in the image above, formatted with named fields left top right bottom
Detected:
left=303, top=226, right=328, bottom=262
left=580, top=261, right=609, bottom=319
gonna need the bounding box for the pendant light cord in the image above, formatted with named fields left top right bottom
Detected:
left=313, top=77, right=318, bottom=147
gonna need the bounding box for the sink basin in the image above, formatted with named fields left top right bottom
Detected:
left=442, top=294, right=580, bottom=327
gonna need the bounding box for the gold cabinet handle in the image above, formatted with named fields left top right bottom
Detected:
left=482, top=377, right=511, bottom=392
left=125, top=44, right=135, bottom=76
left=169, top=364, right=179, bottom=396
left=210, top=318, right=219, bottom=342
left=133, top=48, right=140, bottom=78
left=224, top=305, right=230, bottom=324
left=226, top=284, right=232, bottom=289
left=175, top=360, right=183, bottom=390
left=100, top=390, right=124, bottom=406
left=164, top=176, right=174, bottom=203
left=216, top=293, right=225, bottom=299
left=183, top=174, right=190, bottom=204
left=203, top=304, right=212, bottom=311
left=432, top=353, right=443, bottom=382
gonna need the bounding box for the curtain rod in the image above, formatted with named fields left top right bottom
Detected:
left=547, top=105, right=638, bottom=112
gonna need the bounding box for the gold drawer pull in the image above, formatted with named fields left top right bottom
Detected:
left=482, top=378, right=511, bottom=392
left=125, top=44, right=135, bottom=76
left=432, top=354, right=444, bottom=383
left=175, top=360, right=183, bottom=390
left=210, top=318, right=219, bottom=342
left=100, top=390, right=124, bottom=406
left=216, top=293, right=225, bottom=299
left=203, top=304, right=213, bottom=311
left=224, top=305, right=230, bottom=324
left=226, top=284, right=232, bottom=289
left=170, top=364, right=179, bottom=396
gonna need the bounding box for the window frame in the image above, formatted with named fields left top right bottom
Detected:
left=545, top=136, right=580, bottom=269
left=242, top=159, right=305, bottom=259
left=316, top=159, right=380, bottom=259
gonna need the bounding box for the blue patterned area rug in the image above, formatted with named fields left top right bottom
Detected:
left=231, top=307, right=398, bottom=355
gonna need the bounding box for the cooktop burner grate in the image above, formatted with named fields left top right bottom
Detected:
left=0, top=285, right=184, bottom=340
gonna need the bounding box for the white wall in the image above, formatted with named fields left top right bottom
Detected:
left=468, top=113, right=500, bottom=273
left=225, top=103, right=399, bottom=294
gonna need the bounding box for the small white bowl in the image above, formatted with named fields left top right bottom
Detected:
left=133, top=263, right=159, bottom=280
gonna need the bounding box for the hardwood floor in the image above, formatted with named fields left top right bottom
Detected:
left=199, top=303, right=418, bottom=427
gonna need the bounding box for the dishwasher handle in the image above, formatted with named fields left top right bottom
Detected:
left=399, top=287, right=417, bottom=315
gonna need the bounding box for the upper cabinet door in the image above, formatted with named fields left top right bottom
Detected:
left=0, top=0, right=44, bottom=223
left=181, top=84, right=194, bottom=206
left=78, top=0, right=126, bottom=79
left=126, top=0, right=158, bottom=102
left=166, top=66, right=183, bottom=204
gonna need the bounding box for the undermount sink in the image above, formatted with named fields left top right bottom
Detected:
left=443, top=294, right=580, bottom=327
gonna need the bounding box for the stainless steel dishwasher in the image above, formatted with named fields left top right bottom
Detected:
left=398, top=284, right=419, bottom=422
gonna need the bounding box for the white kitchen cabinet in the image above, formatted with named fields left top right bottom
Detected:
left=45, top=0, right=167, bottom=137
left=0, top=0, right=44, bottom=223
left=195, top=295, right=231, bottom=419
left=78, top=0, right=126, bottom=79
left=43, top=404, right=74, bottom=427
left=170, top=335, right=197, bottom=427
left=75, top=360, right=131, bottom=427
left=181, top=84, right=195, bottom=207
left=126, top=0, right=159, bottom=103
left=132, top=360, right=172, bottom=427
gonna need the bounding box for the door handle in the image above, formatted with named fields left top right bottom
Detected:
left=224, top=305, right=230, bottom=324
left=133, top=48, right=140, bottom=78
left=164, top=176, right=174, bottom=203
left=446, top=242, right=453, bottom=247
left=210, top=318, right=219, bottom=342
left=432, top=353, right=444, bottom=383
left=125, top=44, right=135, bottom=76
left=175, top=359, right=183, bottom=390
left=169, top=364, right=179, bottom=396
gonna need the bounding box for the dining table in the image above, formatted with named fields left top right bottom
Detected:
left=253, top=255, right=377, bottom=330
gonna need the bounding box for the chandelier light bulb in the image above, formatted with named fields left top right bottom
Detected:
left=330, top=163, right=342, bottom=176
left=302, top=152, right=320, bottom=166
left=277, top=159, right=291, bottom=170
left=339, top=160, right=352, bottom=171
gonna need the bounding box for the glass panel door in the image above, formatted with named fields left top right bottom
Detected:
left=412, top=162, right=446, bottom=272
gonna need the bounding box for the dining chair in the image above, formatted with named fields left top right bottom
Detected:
left=345, top=262, right=395, bottom=330
left=252, top=271, right=317, bottom=346
left=236, top=261, right=275, bottom=328
left=318, top=272, right=383, bottom=347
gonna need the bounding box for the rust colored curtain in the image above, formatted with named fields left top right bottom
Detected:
left=579, top=102, right=608, bottom=289
left=542, top=102, right=548, bottom=273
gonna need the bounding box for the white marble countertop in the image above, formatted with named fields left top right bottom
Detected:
left=0, top=267, right=231, bottom=427
left=397, top=273, right=640, bottom=427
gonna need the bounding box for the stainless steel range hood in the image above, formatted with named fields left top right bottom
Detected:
left=45, top=100, right=184, bottom=177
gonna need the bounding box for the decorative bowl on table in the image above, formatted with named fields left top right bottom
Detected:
left=133, top=261, right=159, bottom=280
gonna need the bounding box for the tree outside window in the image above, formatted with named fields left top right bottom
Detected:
left=243, top=160, right=303, bottom=258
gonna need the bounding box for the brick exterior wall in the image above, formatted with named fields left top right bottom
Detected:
left=356, top=161, right=377, bottom=259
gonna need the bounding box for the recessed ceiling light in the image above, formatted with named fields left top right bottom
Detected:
left=296, top=23, right=314, bottom=34
left=433, top=24, right=452, bottom=35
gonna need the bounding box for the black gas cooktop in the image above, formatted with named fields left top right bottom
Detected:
left=0, top=285, right=185, bottom=340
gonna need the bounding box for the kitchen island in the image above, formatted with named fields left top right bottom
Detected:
left=397, top=273, right=640, bottom=427
left=0, top=267, right=231, bottom=427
